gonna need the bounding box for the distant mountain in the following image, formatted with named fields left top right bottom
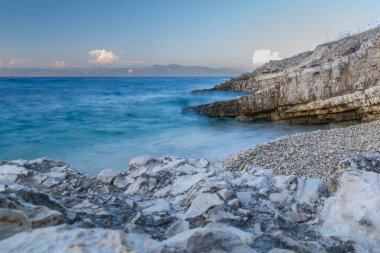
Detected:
left=0, top=64, right=241, bottom=77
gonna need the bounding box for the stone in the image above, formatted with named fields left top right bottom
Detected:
left=320, top=169, right=380, bottom=252
left=97, top=169, right=121, bottom=184
left=269, top=193, right=292, bottom=205
left=190, top=158, right=209, bottom=168
left=296, top=177, right=327, bottom=205
left=163, top=226, right=256, bottom=253
left=268, top=249, right=296, bottom=253
left=285, top=211, right=309, bottom=223
left=206, top=206, right=239, bottom=222
left=273, top=175, right=297, bottom=192
left=235, top=191, right=253, bottom=205
left=165, top=219, right=190, bottom=238
left=246, top=176, right=268, bottom=188
left=0, top=225, right=162, bottom=253
left=171, top=173, right=209, bottom=196
left=129, top=155, right=160, bottom=170
left=181, top=193, right=223, bottom=218
left=141, top=199, right=171, bottom=214
left=227, top=198, right=241, bottom=209
left=218, top=188, right=234, bottom=201
left=0, top=208, right=31, bottom=240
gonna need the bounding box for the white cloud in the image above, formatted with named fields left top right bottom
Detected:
left=8, top=58, right=31, bottom=66
left=51, top=60, right=67, bottom=67
left=252, top=49, right=281, bottom=64
left=88, top=49, right=119, bottom=64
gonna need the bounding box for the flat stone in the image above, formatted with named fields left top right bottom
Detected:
left=273, top=175, right=297, bottom=191
left=0, top=208, right=31, bottom=240
left=97, top=169, right=121, bottom=184
left=171, top=173, right=209, bottom=196
left=0, top=225, right=162, bottom=253
left=181, top=193, right=223, bottom=218
left=296, top=177, right=327, bottom=205
left=165, top=219, right=190, bottom=238
left=218, top=188, right=234, bottom=201
left=235, top=191, right=253, bottom=205
left=269, top=193, right=293, bottom=205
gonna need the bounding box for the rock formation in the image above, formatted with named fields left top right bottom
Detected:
left=189, top=27, right=380, bottom=124
left=1, top=154, right=380, bottom=252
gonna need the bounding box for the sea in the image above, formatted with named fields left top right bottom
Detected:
left=0, top=77, right=325, bottom=174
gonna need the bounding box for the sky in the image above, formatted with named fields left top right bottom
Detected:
left=0, top=0, right=379, bottom=71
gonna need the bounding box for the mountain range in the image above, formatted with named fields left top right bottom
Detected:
left=0, top=64, right=241, bottom=77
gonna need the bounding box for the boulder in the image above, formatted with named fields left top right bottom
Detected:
left=0, top=225, right=162, bottom=253
left=321, top=169, right=380, bottom=252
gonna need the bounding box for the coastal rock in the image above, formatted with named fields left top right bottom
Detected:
left=182, top=193, right=223, bottom=218
left=162, top=225, right=256, bottom=253
left=0, top=155, right=370, bottom=252
left=189, top=27, right=380, bottom=124
left=321, top=168, right=380, bottom=252
left=295, top=178, right=327, bottom=205
left=0, top=208, right=31, bottom=240
left=0, top=225, right=162, bottom=253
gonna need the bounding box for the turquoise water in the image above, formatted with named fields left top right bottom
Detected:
left=0, top=77, right=324, bottom=174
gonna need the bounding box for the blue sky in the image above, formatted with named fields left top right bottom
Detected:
left=0, top=0, right=379, bottom=71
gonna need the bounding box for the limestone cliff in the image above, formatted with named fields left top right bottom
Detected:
left=190, top=27, right=380, bottom=124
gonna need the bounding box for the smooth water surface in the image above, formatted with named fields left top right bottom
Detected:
left=0, top=77, right=325, bottom=174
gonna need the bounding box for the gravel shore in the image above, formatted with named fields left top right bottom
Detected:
left=222, top=120, right=380, bottom=181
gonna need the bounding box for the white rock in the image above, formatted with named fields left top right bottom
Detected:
left=296, top=177, right=327, bottom=205
left=236, top=191, right=253, bottom=205
left=206, top=206, right=239, bottom=222
left=97, top=169, right=121, bottom=184
left=0, top=173, right=18, bottom=185
left=218, top=188, right=235, bottom=201
left=269, top=193, right=293, bottom=205
left=0, top=225, right=162, bottom=253
left=129, top=156, right=160, bottom=170
left=171, top=173, right=209, bottom=196
left=0, top=208, right=31, bottom=240
left=0, top=164, right=27, bottom=175
left=246, top=176, right=268, bottom=188
left=320, top=169, right=380, bottom=252
left=181, top=193, right=223, bottom=218
left=163, top=225, right=256, bottom=253
left=190, top=158, right=209, bottom=168
left=273, top=175, right=297, bottom=191
left=141, top=199, right=171, bottom=214
left=165, top=219, right=190, bottom=238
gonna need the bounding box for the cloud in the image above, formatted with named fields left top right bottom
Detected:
left=0, top=60, right=3, bottom=67
left=88, top=49, right=119, bottom=64
left=252, top=49, right=281, bottom=64
left=8, top=58, right=31, bottom=66
left=51, top=60, right=67, bottom=67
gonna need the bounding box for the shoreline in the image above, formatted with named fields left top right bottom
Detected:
left=222, top=120, right=380, bottom=181
left=0, top=121, right=379, bottom=252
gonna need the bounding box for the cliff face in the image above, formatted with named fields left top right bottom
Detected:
left=191, top=27, right=380, bottom=124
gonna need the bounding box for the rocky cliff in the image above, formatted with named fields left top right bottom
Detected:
left=190, top=27, right=380, bottom=124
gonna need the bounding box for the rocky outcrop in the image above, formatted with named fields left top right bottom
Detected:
left=189, top=27, right=380, bottom=124
left=2, top=154, right=380, bottom=252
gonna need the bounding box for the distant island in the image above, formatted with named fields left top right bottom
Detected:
left=0, top=64, right=241, bottom=77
